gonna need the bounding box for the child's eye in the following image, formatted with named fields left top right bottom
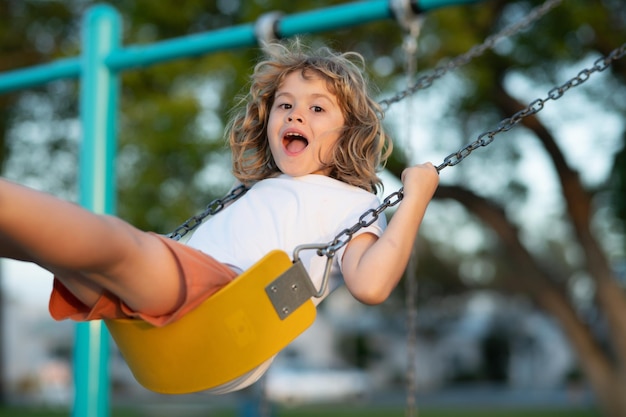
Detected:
left=311, top=106, right=323, bottom=113
left=278, top=103, right=292, bottom=110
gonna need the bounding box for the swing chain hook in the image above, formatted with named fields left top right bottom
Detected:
left=254, top=11, right=283, bottom=49
left=390, top=0, right=423, bottom=39
left=386, top=0, right=424, bottom=110
left=380, top=0, right=564, bottom=110
left=294, top=189, right=404, bottom=298
left=292, top=244, right=336, bottom=299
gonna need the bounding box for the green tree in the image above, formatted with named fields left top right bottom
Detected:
left=0, top=0, right=404, bottom=405
left=382, top=1, right=626, bottom=416
left=1, top=1, right=626, bottom=416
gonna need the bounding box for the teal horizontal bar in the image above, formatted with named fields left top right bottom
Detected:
left=106, top=24, right=257, bottom=71
left=418, top=0, right=480, bottom=11
left=107, top=1, right=393, bottom=71
left=278, top=1, right=391, bottom=37
left=0, top=57, right=80, bottom=93
left=0, top=0, right=481, bottom=93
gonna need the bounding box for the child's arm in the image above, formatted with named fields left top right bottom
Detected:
left=341, top=162, right=439, bottom=305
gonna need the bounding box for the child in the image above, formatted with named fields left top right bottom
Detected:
left=0, top=40, right=439, bottom=392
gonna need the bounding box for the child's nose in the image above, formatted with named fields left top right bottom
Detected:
left=287, top=111, right=304, bottom=123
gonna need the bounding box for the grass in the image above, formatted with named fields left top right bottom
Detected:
left=0, top=405, right=602, bottom=417
left=274, top=405, right=602, bottom=417
left=0, top=408, right=139, bottom=417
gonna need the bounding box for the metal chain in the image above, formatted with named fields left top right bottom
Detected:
left=166, top=184, right=248, bottom=241
left=167, top=0, right=626, bottom=255
left=312, top=41, right=626, bottom=258
left=159, top=7, right=624, bottom=415
left=317, top=190, right=405, bottom=256
left=316, top=0, right=567, bottom=252
left=168, top=0, right=565, bottom=241
left=379, top=0, right=564, bottom=111
left=435, top=42, right=626, bottom=172
left=399, top=15, right=423, bottom=417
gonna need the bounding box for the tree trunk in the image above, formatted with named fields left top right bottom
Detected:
left=434, top=184, right=626, bottom=417
left=495, top=85, right=626, bottom=367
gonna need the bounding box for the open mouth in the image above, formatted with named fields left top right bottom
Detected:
left=283, top=131, right=309, bottom=154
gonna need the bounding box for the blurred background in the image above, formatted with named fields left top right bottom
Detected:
left=1, top=0, right=625, bottom=416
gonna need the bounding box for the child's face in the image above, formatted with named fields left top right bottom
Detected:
left=267, top=70, right=345, bottom=177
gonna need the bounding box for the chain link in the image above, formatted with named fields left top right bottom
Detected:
left=315, top=40, right=626, bottom=258
left=167, top=38, right=625, bottom=250
left=167, top=184, right=248, bottom=241
left=397, top=14, right=422, bottom=417
left=435, top=42, right=626, bottom=172
left=166, top=0, right=626, bottom=260
left=169, top=0, right=566, bottom=243
left=317, top=190, right=405, bottom=256
left=379, top=0, right=564, bottom=111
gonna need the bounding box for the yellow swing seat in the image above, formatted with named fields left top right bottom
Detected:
left=105, top=250, right=317, bottom=394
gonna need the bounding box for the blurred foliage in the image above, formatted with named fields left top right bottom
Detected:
left=4, top=0, right=622, bottom=232
left=1, top=0, right=626, bottom=411
left=0, top=0, right=410, bottom=232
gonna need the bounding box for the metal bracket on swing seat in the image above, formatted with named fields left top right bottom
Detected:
left=265, top=260, right=317, bottom=320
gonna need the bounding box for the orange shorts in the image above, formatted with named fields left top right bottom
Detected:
left=48, top=233, right=238, bottom=327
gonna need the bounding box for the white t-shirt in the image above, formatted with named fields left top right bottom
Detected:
left=185, top=174, right=387, bottom=394
left=187, top=174, right=386, bottom=302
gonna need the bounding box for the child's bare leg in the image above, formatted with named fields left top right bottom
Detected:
left=0, top=234, right=32, bottom=262
left=0, top=178, right=184, bottom=316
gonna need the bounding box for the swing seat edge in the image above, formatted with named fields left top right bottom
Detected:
left=105, top=250, right=317, bottom=394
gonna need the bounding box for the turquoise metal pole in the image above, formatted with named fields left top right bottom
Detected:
left=104, top=0, right=478, bottom=70
left=0, top=0, right=482, bottom=91
left=74, top=5, right=120, bottom=417
left=0, top=1, right=483, bottom=415
left=277, top=0, right=390, bottom=37
left=418, top=0, right=480, bottom=10
left=0, top=58, right=80, bottom=93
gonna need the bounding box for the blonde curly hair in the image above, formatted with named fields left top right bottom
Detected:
left=227, top=39, right=392, bottom=194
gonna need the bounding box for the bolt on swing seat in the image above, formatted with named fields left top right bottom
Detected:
left=105, top=249, right=318, bottom=394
